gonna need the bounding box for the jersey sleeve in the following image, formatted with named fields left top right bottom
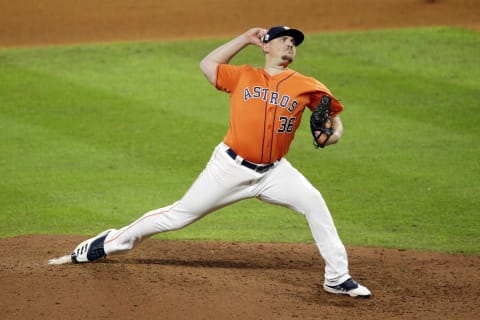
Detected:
left=215, top=64, right=246, bottom=93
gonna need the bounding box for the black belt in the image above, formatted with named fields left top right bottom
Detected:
left=226, top=148, right=276, bottom=173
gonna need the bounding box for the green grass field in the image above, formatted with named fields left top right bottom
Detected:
left=1, top=27, right=479, bottom=255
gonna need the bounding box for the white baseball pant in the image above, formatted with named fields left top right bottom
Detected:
left=103, top=142, right=351, bottom=286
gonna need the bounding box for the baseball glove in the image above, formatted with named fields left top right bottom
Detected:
left=310, top=95, right=334, bottom=148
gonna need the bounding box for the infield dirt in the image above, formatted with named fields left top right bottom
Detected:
left=1, top=1, right=479, bottom=319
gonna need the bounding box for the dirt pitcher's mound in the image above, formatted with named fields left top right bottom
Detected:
left=1, top=235, right=479, bottom=320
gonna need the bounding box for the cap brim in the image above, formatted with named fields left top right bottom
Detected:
left=275, top=28, right=304, bottom=46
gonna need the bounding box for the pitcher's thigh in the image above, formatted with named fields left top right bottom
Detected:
left=259, top=160, right=326, bottom=213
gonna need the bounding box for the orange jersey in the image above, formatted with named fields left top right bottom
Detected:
left=216, top=64, right=344, bottom=164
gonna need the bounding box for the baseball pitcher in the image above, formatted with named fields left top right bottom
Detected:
left=51, top=26, right=371, bottom=299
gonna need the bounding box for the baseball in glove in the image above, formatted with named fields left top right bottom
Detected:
left=310, top=95, right=334, bottom=148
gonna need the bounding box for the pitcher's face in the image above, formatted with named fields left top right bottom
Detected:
left=265, top=36, right=297, bottom=64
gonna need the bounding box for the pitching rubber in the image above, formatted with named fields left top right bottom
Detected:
left=48, top=254, right=72, bottom=265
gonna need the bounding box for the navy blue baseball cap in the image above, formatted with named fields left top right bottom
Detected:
left=262, top=26, right=304, bottom=46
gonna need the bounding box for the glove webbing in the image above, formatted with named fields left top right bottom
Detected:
left=311, top=95, right=334, bottom=148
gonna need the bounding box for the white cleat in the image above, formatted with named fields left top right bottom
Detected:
left=71, top=229, right=113, bottom=263
left=324, top=278, right=371, bottom=298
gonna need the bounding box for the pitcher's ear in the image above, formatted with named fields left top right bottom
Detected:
left=261, top=43, right=269, bottom=54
